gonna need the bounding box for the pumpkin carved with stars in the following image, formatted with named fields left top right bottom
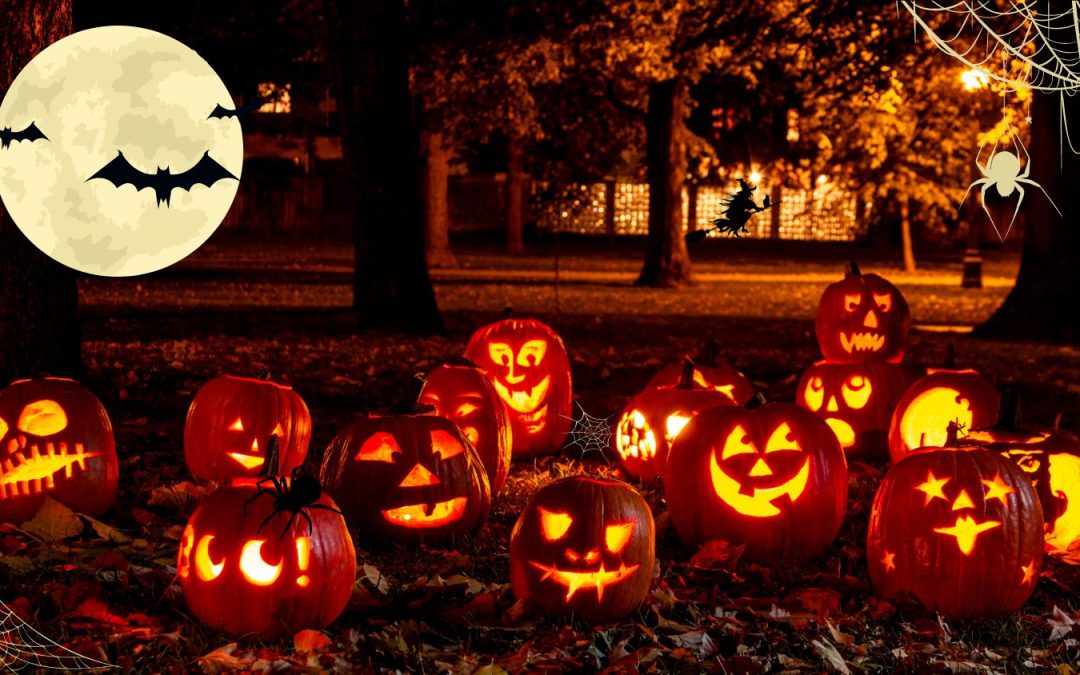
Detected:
left=663, top=400, right=847, bottom=562
left=184, top=374, right=311, bottom=482
left=815, top=261, right=910, bottom=364
left=867, top=425, right=1043, bottom=618
left=615, top=360, right=739, bottom=480
left=319, top=412, right=491, bottom=545
left=464, top=317, right=572, bottom=457
left=0, top=377, right=118, bottom=524
left=797, top=361, right=921, bottom=460
left=644, top=342, right=754, bottom=405
left=510, top=476, right=655, bottom=623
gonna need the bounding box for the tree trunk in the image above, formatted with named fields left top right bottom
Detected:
left=0, top=0, right=80, bottom=383
left=420, top=130, right=456, bottom=268
left=636, top=77, right=692, bottom=287
left=900, top=195, right=916, bottom=272
left=974, top=82, right=1080, bottom=341
left=506, top=135, right=525, bottom=254
left=332, top=0, right=443, bottom=332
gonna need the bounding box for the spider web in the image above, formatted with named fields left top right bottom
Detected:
left=560, top=402, right=613, bottom=461
left=0, top=600, right=114, bottom=671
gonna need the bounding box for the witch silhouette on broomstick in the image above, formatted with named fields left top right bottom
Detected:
left=686, top=178, right=773, bottom=242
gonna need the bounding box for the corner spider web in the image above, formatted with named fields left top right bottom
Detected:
left=560, top=402, right=614, bottom=461
left=0, top=600, right=115, bottom=671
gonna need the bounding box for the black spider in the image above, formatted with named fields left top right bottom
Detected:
left=244, top=464, right=345, bottom=540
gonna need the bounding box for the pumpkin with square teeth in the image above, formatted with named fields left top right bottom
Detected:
left=510, top=476, right=655, bottom=623
left=644, top=342, right=754, bottom=405
left=616, top=360, right=739, bottom=480
left=464, top=318, right=572, bottom=457
left=816, top=261, right=910, bottom=364
left=664, top=400, right=847, bottom=562
left=867, top=424, right=1043, bottom=618
left=184, top=374, right=311, bottom=482
left=419, top=361, right=512, bottom=495
left=0, top=377, right=118, bottom=524
left=797, top=361, right=921, bottom=459
left=319, top=412, right=491, bottom=545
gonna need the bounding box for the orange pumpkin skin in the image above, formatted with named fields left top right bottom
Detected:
left=464, top=318, right=572, bottom=457
left=0, top=378, right=118, bottom=524
left=615, top=370, right=736, bottom=480
left=319, top=414, right=491, bottom=546
left=663, top=403, right=847, bottom=562
left=815, top=265, right=910, bottom=364
left=510, top=476, right=655, bottom=623
left=185, top=375, right=311, bottom=482
left=797, top=361, right=921, bottom=460
left=888, top=369, right=1000, bottom=463
left=178, top=479, right=355, bottom=638
left=867, top=447, right=1043, bottom=618
left=419, top=363, right=512, bottom=495
left=644, top=362, right=754, bottom=405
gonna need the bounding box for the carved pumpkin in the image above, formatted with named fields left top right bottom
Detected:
left=464, top=318, right=572, bottom=457
left=319, top=413, right=491, bottom=545
left=888, top=363, right=1000, bottom=463
left=178, top=476, right=355, bottom=637
left=616, top=361, right=738, bottom=480
left=815, top=261, right=910, bottom=364
left=867, top=427, right=1043, bottom=618
left=0, top=378, right=118, bottom=524
left=964, top=387, right=1080, bottom=553
left=663, top=401, right=847, bottom=562
left=644, top=342, right=754, bottom=405
left=797, top=361, right=921, bottom=460
left=419, top=361, right=512, bottom=495
left=510, top=476, right=655, bottom=623
left=185, top=375, right=311, bottom=482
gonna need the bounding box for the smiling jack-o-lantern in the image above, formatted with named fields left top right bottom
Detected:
left=319, top=413, right=491, bottom=545
left=644, top=342, right=754, bottom=405
left=888, top=366, right=1000, bottom=463
left=184, top=375, right=311, bottom=482
left=0, top=378, right=118, bottom=524
left=464, top=318, right=572, bottom=457
left=178, top=477, right=355, bottom=637
left=510, top=476, right=655, bottom=623
left=419, top=362, right=512, bottom=495
left=867, top=430, right=1043, bottom=618
left=816, top=262, right=910, bottom=364
left=664, top=401, right=847, bottom=561
left=797, top=361, right=920, bottom=460
left=616, top=361, right=738, bottom=480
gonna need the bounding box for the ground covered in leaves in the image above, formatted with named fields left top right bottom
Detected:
left=4, top=236, right=1080, bottom=673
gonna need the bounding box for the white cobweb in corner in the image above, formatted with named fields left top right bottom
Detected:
left=561, top=401, right=614, bottom=461
left=0, top=600, right=114, bottom=671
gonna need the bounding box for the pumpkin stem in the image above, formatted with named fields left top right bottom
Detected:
left=263, top=434, right=281, bottom=478
left=745, top=392, right=768, bottom=409
left=676, top=359, right=698, bottom=389
left=260, top=370, right=272, bottom=381
left=945, top=421, right=961, bottom=447
left=502, top=306, right=514, bottom=319
left=944, top=344, right=956, bottom=370
left=391, top=374, right=436, bottom=415
left=846, top=260, right=861, bottom=277
left=996, top=384, right=1022, bottom=432
left=699, top=340, right=722, bottom=367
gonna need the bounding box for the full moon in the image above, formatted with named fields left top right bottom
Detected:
left=0, top=26, right=243, bottom=277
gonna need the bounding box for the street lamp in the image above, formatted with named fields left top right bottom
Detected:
left=960, top=68, right=987, bottom=289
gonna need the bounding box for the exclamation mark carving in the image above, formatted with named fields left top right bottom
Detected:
left=296, top=536, right=311, bottom=588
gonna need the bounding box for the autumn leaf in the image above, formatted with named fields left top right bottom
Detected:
left=197, top=644, right=252, bottom=673
left=21, top=497, right=83, bottom=541
left=812, top=637, right=852, bottom=674
left=81, top=514, right=130, bottom=543
left=293, top=629, right=332, bottom=654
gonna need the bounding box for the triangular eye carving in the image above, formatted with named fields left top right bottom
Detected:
left=431, top=429, right=465, bottom=460
left=720, top=425, right=755, bottom=459
left=539, top=508, right=573, bottom=541
left=354, top=432, right=400, bottom=462
left=764, top=423, right=800, bottom=453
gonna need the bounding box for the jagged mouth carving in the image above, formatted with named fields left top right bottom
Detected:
left=0, top=441, right=100, bottom=499
left=493, top=377, right=550, bottom=433
left=528, top=561, right=640, bottom=601
left=381, top=497, right=467, bottom=528
left=840, top=331, right=885, bottom=353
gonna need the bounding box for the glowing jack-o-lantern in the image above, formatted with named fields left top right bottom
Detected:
left=319, top=413, right=491, bottom=545
left=178, top=477, right=355, bottom=637
left=797, top=361, right=920, bottom=460
left=888, top=366, right=1000, bottom=463
left=184, top=375, right=311, bottom=481
left=464, top=318, right=572, bottom=457
left=510, top=476, right=655, bottom=623
left=664, top=401, right=847, bottom=562
left=0, top=378, right=118, bottom=524
left=815, top=261, right=910, bottom=364
left=867, top=429, right=1043, bottom=618
left=419, top=361, right=512, bottom=495
left=615, top=361, right=739, bottom=480
left=644, top=342, right=754, bottom=405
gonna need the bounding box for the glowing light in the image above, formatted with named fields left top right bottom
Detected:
left=710, top=451, right=810, bottom=518
left=355, top=432, right=400, bottom=462
left=228, top=418, right=244, bottom=431
left=748, top=170, right=762, bottom=184
left=430, top=429, right=465, bottom=459
left=17, top=400, right=67, bottom=436
left=981, top=473, right=1015, bottom=505
left=194, top=535, right=225, bottom=581
left=381, top=497, right=467, bottom=528
left=0, top=442, right=100, bottom=499
left=540, top=508, right=574, bottom=541
left=951, top=489, right=975, bottom=511
left=1046, top=453, right=1080, bottom=551
left=825, top=417, right=856, bottom=449
left=398, top=463, right=440, bottom=488
left=900, top=388, right=973, bottom=451
left=296, top=536, right=311, bottom=588
left=816, top=174, right=829, bottom=187
left=665, top=414, right=692, bottom=441
left=960, top=68, right=990, bottom=91
left=933, top=515, right=1000, bottom=555
left=915, top=471, right=950, bottom=505
left=604, top=522, right=634, bottom=553
left=227, top=452, right=264, bottom=470
left=1021, top=560, right=1037, bottom=585
left=239, top=540, right=283, bottom=585
left=882, top=550, right=896, bottom=572
left=529, top=561, right=640, bottom=601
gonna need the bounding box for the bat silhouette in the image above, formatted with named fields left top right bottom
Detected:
left=0, top=122, right=48, bottom=149
left=207, top=94, right=270, bottom=120
left=86, top=150, right=237, bottom=207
